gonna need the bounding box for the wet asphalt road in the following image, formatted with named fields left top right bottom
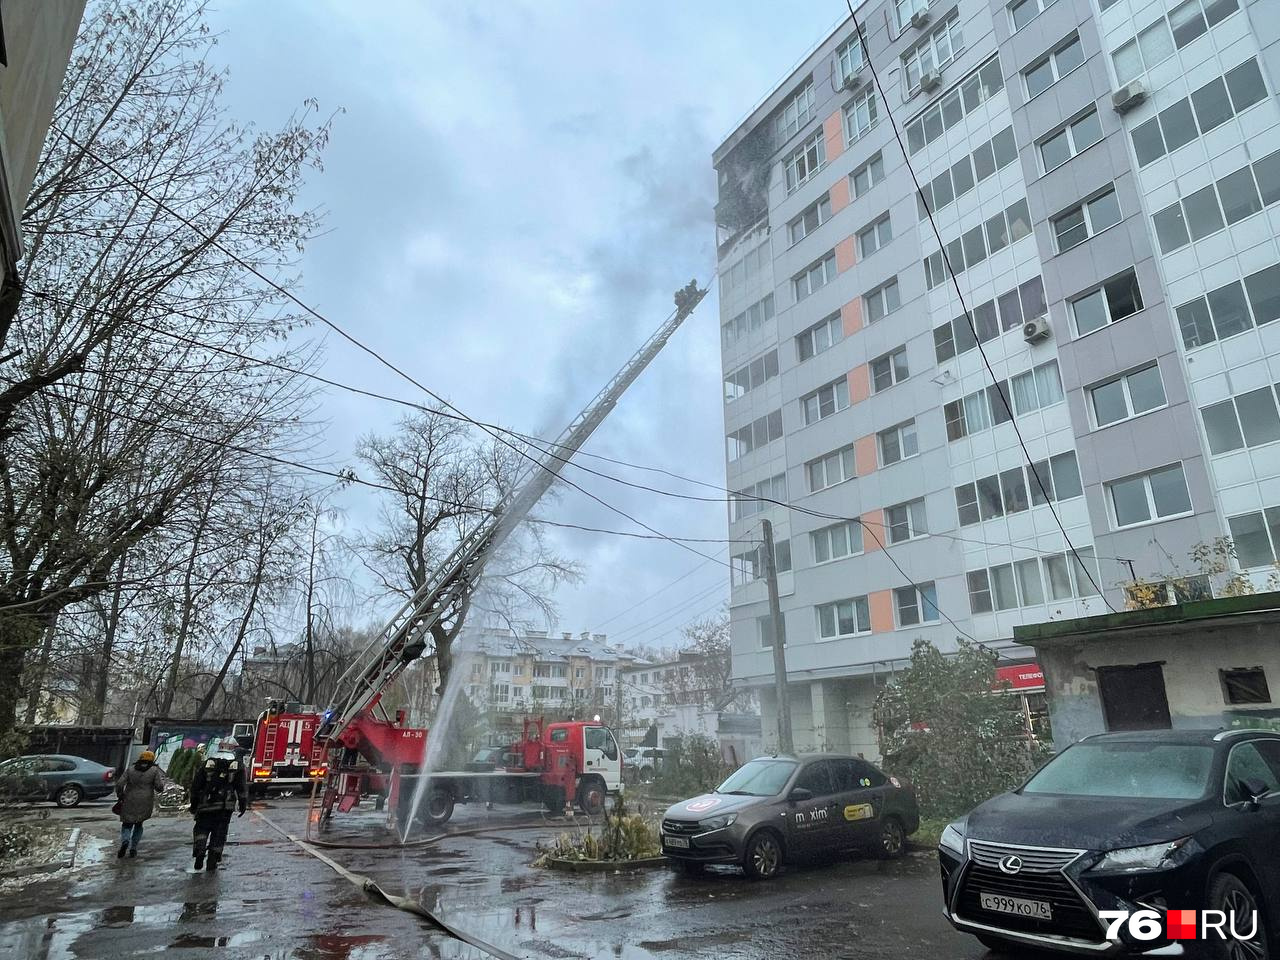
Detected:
left=0, top=799, right=998, bottom=959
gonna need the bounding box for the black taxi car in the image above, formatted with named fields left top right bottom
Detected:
left=660, top=753, right=919, bottom=879
left=940, top=729, right=1280, bottom=956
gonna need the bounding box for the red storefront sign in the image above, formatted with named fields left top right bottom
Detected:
left=994, top=663, right=1045, bottom=691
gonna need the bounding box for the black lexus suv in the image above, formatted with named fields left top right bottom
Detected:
left=940, top=729, right=1280, bottom=957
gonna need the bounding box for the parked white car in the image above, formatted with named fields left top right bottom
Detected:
left=623, top=747, right=664, bottom=782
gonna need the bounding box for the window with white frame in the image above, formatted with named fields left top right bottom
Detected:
left=1088, top=364, right=1167, bottom=428
left=1039, top=108, right=1104, bottom=173
left=885, top=498, right=927, bottom=543
left=1152, top=146, right=1280, bottom=256
left=1133, top=60, right=1266, bottom=169
left=1052, top=187, right=1121, bottom=252
left=721, top=293, right=774, bottom=348
left=731, top=473, right=787, bottom=521
left=903, top=16, right=964, bottom=94
left=784, top=130, right=826, bottom=193
left=1070, top=269, right=1143, bottom=335
left=919, top=127, right=1017, bottom=219
left=864, top=278, right=900, bottom=323
left=858, top=213, right=892, bottom=258
left=851, top=153, right=885, bottom=198
left=844, top=88, right=878, bottom=143
left=1010, top=361, right=1065, bottom=416
left=801, top=376, right=850, bottom=425
left=894, top=582, right=939, bottom=626
left=924, top=198, right=1032, bottom=288
left=1010, top=0, right=1058, bottom=32
left=776, top=81, right=816, bottom=142
left=793, top=252, right=837, bottom=301
left=726, top=409, right=784, bottom=461
left=811, top=520, right=863, bottom=564
left=490, top=660, right=511, bottom=674
left=719, top=238, right=770, bottom=300
left=1112, top=20, right=1174, bottom=85
left=1169, top=0, right=1240, bottom=48
left=954, top=451, right=1083, bottom=526
left=724, top=349, right=779, bottom=402
left=934, top=277, right=1045, bottom=361
left=879, top=420, right=919, bottom=465
left=490, top=683, right=510, bottom=703
left=796, top=311, right=842, bottom=361
left=806, top=445, right=856, bottom=491
left=895, top=0, right=932, bottom=30
left=906, top=55, right=1004, bottom=155
left=789, top=194, right=832, bottom=246
left=1200, top=386, right=1280, bottom=455
left=1227, top=506, right=1280, bottom=568
left=967, top=547, right=1100, bottom=613
left=1106, top=463, right=1193, bottom=528
left=817, top=596, right=871, bottom=639
left=732, top=540, right=792, bottom=587
left=1024, top=34, right=1085, bottom=99
left=1175, top=263, right=1280, bottom=350
left=871, top=345, right=909, bottom=392
left=837, top=31, right=867, bottom=80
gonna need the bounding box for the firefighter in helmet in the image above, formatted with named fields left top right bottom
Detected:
left=189, top=737, right=248, bottom=871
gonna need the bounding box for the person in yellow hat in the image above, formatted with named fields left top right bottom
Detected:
left=115, top=749, right=163, bottom=858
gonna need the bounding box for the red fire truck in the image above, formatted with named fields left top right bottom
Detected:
left=323, top=715, right=623, bottom=829
left=233, top=702, right=328, bottom=798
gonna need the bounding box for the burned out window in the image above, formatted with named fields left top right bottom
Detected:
left=1220, top=668, right=1272, bottom=705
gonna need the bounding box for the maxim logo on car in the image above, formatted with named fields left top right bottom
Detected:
left=997, top=855, right=1023, bottom=875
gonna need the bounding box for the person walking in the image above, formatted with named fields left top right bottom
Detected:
left=115, top=749, right=164, bottom=858
left=189, top=738, right=247, bottom=872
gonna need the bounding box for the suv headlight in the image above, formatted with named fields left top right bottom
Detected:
left=1091, top=838, right=1192, bottom=874
left=700, top=813, right=737, bottom=831
left=939, top=820, right=966, bottom=856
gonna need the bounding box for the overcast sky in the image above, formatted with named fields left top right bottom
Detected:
left=204, top=1, right=846, bottom=649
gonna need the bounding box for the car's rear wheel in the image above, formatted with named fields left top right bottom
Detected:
left=55, top=784, right=82, bottom=808
left=742, top=830, right=783, bottom=880
left=877, top=816, right=906, bottom=859
left=1207, top=872, right=1269, bottom=960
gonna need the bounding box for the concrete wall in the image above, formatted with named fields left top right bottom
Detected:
left=1037, top=623, right=1280, bottom=743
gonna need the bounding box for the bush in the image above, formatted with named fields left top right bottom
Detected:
left=652, top=734, right=734, bottom=798
left=534, top=793, right=661, bottom=864
left=874, top=639, right=1049, bottom=822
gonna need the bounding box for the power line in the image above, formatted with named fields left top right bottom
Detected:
left=19, top=287, right=1132, bottom=571
left=0, top=377, right=758, bottom=552
left=843, top=1, right=1116, bottom=611
left=591, top=557, right=719, bottom=631
left=48, top=126, right=732, bottom=572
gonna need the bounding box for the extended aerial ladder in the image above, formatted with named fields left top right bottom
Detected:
left=314, top=281, right=707, bottom=823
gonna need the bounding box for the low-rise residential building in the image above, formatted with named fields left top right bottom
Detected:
left=1017, top=592, right=1280, bottom=744
left=462, top=628, right=633, bottom=734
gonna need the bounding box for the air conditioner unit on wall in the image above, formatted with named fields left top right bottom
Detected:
left=1112, top=79, right=1148, bottom=113
left=919, top=69, right=941, bottom=92
left=1023, top=317, right=1052, bottom=344
left=842, top=71, right=866, bottom=93
left=911, top=9, right=931, bottom=29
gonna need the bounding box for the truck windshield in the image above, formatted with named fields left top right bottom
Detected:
left=1022, top=742, right=1214, bottom=800
left=715, top=759, right=797, bottom=797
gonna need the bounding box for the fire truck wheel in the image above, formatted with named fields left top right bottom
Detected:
left=576, top=778, right=605, bottom=816
left=422, top=787, right=454, bottom=827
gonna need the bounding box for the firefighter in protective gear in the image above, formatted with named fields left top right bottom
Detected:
left=189, top=738, right=247, bottom=871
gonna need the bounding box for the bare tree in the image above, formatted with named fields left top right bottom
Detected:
left=0, top=0, right=331, bottom=734
left=676, top=611, right=746, bottom=712
left=354, top=411, right=579, bottom=698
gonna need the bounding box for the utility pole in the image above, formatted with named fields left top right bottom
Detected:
left=761, top=520, right=793, bottom=754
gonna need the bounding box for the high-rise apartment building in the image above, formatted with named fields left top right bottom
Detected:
left=715, top=0, right=1280, bottom=756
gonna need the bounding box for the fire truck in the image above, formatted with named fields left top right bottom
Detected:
left=232, top=702, right=329, bottom=798
left=314, top=282, right=705, bottom=832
